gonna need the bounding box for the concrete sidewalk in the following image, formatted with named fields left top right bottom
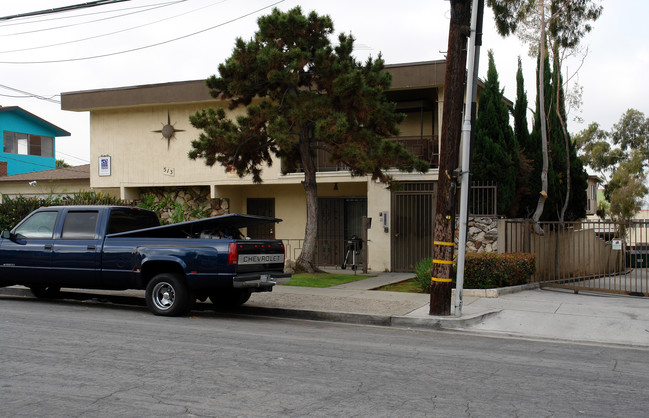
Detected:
left=246, top=271, right=649, bottom=347
left=2, top=272, right=649, bottom=347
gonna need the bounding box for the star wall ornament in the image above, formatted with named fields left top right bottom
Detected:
left=152, top=111, right=185, bottom=149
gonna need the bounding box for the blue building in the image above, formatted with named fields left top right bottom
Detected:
left=0, top=106, right=70, bottom=176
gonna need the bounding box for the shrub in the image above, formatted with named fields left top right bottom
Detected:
left=464, top=252, right=535, bottom=289
left=412, top=252, right=536, bottom=292
left=414, top=257, right=433, bottom=293
left=0, top=195, right=48, bottom=231
left=0, top=192, right=130, bottom=231
left=137, top=193, right=210, bottom=224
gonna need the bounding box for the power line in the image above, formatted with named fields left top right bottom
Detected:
left=0, top=0, right=131, bottom=21
left=0, top=0, right=225, bottom=55
left=0, top=0, right=286, bottom=65
left=0, top=1, right=184, bottom=38
left=0, top=154, right=71, bottom=170
left=0, top=84, right=60, bottom=104
left=56, top=150, right=90, bottom=164
left=0, top=0, right=179, bottom=28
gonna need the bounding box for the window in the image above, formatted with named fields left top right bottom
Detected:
left=29, top=136, right=41, bottom=156
left=107, top=209, right=160, bottom=234
left=3, top=131, right=54, bottom=157
left=61, top=211, right=99, bottom=239
left=41, top=137, right=54, bottom=158
left=14, top=211, right=58, bottom=239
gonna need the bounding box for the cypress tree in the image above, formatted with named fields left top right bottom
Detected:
left=473, top=50, right=518, bottom=215
left=510, top=56, right=533, bottom=218
left=519, top=49, right=554, bottom=220
left=548, top=47, right=588, bottom=221
left=522, top=43, right=587, bottom=222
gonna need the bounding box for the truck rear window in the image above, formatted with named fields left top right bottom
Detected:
left=108, top=209, right=160, bottom=234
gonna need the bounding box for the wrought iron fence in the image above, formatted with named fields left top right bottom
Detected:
left=282, top=238, right=364, bottom=268
left=503, top=219, right=649, bottom=296
left=468, top=180, right=497, bottom=216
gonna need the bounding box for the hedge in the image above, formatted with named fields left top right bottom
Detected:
left=413, top=252, right=536, bottom=292
left=0, top=192, right=129, bottom=232
left=463, top=252, right=536, bottom=289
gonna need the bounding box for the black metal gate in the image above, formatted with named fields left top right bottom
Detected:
left=503, top=220, right=649, bottom=296
left=391, top=182, right=436, bottom=272
left=246, top=198, right=275, bottom=239
left=316, top=198, right=367, bottom=267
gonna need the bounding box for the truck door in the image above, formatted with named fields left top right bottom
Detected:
left=51, top=209, right=102, bottom=287
left=0, top=210, right=58, bottom=284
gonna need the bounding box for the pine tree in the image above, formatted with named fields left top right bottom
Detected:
left=473, top=50, right=518, bottom=215
left=188, top=7, right=428, bottom=272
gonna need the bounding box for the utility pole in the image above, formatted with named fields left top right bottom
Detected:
left=430, top=0, right=472, bottom=315
left=455, top=0, right=484, bottom=317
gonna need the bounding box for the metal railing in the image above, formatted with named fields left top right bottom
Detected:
left=394, top=135, right=439, bottom=168
left=282, top=238, right=364, bottom=268
left=284, top=135, right=440, bottom=173
left=468, top=181, right=497, bottom=216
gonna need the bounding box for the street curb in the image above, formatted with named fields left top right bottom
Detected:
left=391, top=310, right=502, bottom=330
left=453, top=282, right=540, bottom=298
left=238, top=305, right=503, bottom=331
left=238, top=306, right=393, bottom=326
left=1, top=286, right=501, bottom=331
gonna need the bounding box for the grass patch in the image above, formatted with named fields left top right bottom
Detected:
left=284, top=272, right=372, bottom=288
left=375, top=279, right=424, bottom=293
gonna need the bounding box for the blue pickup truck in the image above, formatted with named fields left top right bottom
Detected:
left=0, top=206, right=290, bottom=316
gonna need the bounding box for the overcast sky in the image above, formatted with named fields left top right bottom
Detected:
left=1, top=0, right=646, bottom=167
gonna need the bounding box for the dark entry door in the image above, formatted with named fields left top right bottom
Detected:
left=247, top=198, right=275, bottom=239
left=317, top=198, right=367, bottom=266
left=391, top=182, right=436, bottom=272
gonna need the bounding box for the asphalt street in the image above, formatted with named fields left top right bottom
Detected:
left=2, top=297, right=649, bottom=417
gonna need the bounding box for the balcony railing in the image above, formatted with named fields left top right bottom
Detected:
left=285, top=135, right=440, bottom=173
left=395, top=135, right=439, bottom=168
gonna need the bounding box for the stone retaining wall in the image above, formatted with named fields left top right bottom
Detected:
left=456, top=216, right=500, bottom=253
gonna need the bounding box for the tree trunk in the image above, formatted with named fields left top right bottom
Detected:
left=430, top=0, right=471, bottom=315
left=531, top=1, right=548, bottom=236
left=554, top=53, right=571, bottom=223
left=296, top=129, right=319, bottom=273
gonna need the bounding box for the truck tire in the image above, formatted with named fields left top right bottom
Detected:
left=30, top=286, right=61, bottom=299
left=209, top=289, right=252, bottom=308
left=145, top=273, right=194, bottom=316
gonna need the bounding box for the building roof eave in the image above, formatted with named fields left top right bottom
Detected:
left=0, top=106, right=71, bottom=137
left=61, top=61, right=451, bottom=112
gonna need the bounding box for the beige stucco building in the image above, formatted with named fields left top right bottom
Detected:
left=62, top=61, right=449, bottom=272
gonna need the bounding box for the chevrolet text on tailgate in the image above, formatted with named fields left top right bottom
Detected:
left=0, top=206, right=291, bottom=316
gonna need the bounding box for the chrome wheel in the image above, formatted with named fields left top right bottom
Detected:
left=145, top=273, right=193, bottom=316
left=151, top=281, right=175, bottom=311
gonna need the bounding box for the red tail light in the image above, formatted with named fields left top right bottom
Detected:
left=228, top=242, right=238, bottom=265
